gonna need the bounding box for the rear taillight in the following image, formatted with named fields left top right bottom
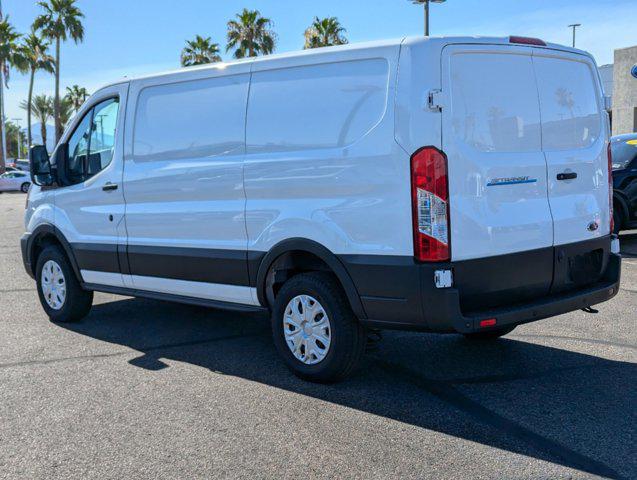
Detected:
left=411, top=147, right=450, bottom=262
left=608, top=141, right=614, bottom=233
left=509, top=36, right=547, bottom=46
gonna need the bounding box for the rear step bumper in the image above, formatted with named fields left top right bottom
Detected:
left=342, top=237, right=621, bottom=333
left=452, top=252, right=620, bottom=333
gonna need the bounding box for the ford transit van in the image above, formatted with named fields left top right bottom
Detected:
left=23, top=36, right=621, bottom=382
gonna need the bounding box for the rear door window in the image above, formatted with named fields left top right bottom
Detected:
left=448, top=51, right=542, bottom=153
left=533, top=55, right=601, bottom=151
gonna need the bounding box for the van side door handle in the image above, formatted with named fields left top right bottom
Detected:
left=557, top=172, right=577, bottom=181
left=102, top=182, right=118, bottom=191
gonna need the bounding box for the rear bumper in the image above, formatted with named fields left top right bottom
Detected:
left=341, top=236, right=621, bottom=334
left=439, top=253, right=619, bottom=334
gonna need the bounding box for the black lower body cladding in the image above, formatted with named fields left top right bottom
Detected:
left=21, top=227, right=620, bottom=335
left=340, top=236, right=620, bottom=334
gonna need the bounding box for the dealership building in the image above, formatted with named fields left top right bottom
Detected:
left=598, top=45, right=637, bottom=135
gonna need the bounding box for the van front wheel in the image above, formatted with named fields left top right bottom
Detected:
left=35, top=245, right=93, bottom=323
left=271, top=272, right=366, bottom=383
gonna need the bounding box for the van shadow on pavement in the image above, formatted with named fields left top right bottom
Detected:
left=59, top=297, right=636, bottom=480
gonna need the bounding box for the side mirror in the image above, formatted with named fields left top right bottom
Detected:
left=29, top=145, right=54, bottom=186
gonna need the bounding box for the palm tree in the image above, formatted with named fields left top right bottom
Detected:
left=20, top=94, right=53, bottom=147
left=0, top=15, right=24, bottom=168
left=4, top=120, right=27, bottom=159
left=226, top=9, right=276, bottom=59
left=304, top=17, right=348, bottom=49
left=18, top=30, right=54, bottom=149
left=59, top=95, right=74, bottom=129
left=65, top=84, right=88, bottom=111
left=34, top=0, right=84, bottom=144
left=181, top=35, right=221, bottom=67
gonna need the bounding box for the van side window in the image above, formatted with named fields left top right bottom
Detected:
left=247, top=59, right=389, bottom=153
left=87, top=98, right=119, bottom=174
left=65, top=97, right=119, bottom=184
left=66, top=111, right=92, bottom=181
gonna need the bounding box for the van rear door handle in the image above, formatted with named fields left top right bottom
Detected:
left=557, top=172, right=577, bottom=181
left=102, top=182, right=118, bottom=191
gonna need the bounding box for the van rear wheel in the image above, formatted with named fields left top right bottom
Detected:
left=35, top=245, right=93, bottom=323
left=271, top=272, right=366, bottom=383
left=463, top=325, right=516, bottom=340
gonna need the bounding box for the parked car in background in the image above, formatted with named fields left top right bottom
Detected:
left=612, top=133, right=637, bottom=232
left=5, top=160, right=30, bottom=172
left=0, top=170, right=31, bottom=193
left=15, top=160, right=30, bottom=172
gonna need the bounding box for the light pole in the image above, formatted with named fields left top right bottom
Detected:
left=568, top=23, right=581, bottom=48
left=0, top=0, right=7, bottom=170
left=410, top=0, right=447, bottom=36
left=11, top=118, right=21, bottom=159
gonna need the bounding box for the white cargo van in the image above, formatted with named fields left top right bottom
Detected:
left=23, top=36, right=620, bottom=382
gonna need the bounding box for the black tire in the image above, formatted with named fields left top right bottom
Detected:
left=35, top=245, right=93, bottom=323
left=20, top=182, right=30, bottom=193
left=271, top=272, right=366, bottom=383
left=463, top=325, right=516, bottom=340
left=613, top=207, right=623, bottom=234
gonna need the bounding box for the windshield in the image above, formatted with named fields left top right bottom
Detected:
left=611, top=137, right=637, bottom=170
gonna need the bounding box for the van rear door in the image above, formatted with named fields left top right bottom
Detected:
left=532, top=48, right=609, bottom=245
left=440, top=44, right=555, bottom=309
left=441, top=45, right=554, bottom=261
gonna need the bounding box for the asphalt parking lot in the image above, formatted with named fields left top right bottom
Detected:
left=0, top=192, right=635, bottom=480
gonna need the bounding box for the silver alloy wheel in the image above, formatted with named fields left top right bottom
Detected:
left=283, top=294, right=331, bottom=365
left=41, top=260, right=66, bottom=310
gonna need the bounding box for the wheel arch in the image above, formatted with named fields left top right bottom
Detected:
left=27, top=224, right=83, bottom=283
left=255, top=238, right=367, bottom=319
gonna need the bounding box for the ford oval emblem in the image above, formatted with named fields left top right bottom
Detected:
left=632, top=64, right=637, bottom=79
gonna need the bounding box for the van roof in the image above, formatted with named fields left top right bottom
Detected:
left=95, top=35, right=590, bottom=91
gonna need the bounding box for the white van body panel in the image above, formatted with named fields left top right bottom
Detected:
left=120, top=62, right=252, bottom=303
left=123, top=62, right=251, bottom=251
left=532, top=47, right=610, bottom=245
left=394, top=37, right=444, bottom=155
left=25, top=185, right=55, bottom=233
left=244, top=45, right=411, bottom=256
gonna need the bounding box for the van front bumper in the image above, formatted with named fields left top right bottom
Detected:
left=341, top=237, right=621, bottom=334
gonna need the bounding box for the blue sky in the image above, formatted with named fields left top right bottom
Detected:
left=4, top=0, right=636, bottom=123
